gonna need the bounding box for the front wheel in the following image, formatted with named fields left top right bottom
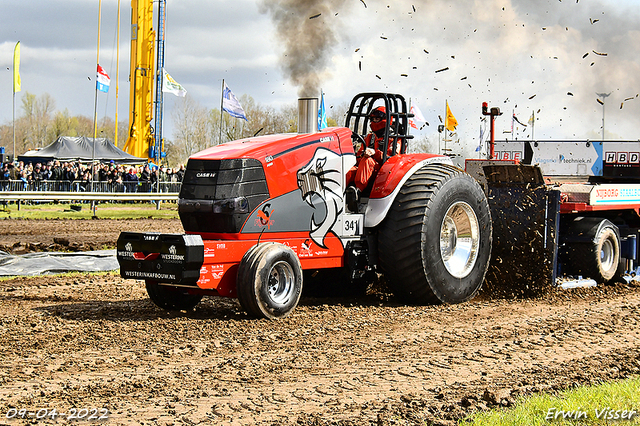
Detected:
left=236, top=243, right=303, bottom=319
left=145, top=281, right=203, bottom=311
left=378, top=163, right=492, bottom=304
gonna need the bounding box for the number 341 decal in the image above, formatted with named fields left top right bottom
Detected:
left=342, top=215, right=363, bottom=236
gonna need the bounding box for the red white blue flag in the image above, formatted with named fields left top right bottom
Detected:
left=96, top=64, right=110, bottom=93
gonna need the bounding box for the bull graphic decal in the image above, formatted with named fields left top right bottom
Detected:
left=297, top=148, right=343, bottom=248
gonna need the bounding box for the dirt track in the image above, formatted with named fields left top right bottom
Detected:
left=0, top=219, right=639, bottom=425
left=0, top=218, right=183, bottom=254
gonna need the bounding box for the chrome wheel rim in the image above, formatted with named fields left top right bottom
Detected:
left=267, top=261, right=295, bottom=306
left=600, top=238, right=615, bottom=272
left=439, top=202, right=480, bottom=278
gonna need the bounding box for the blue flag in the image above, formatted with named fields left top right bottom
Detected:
left=476, top=125, right=483, bottom=152
left=222, top=82, right=247, bottom=121
left=318, top=91, right=327, bottom=130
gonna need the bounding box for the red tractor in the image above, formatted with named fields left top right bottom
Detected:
left=117, top=93, right=493, bottom=318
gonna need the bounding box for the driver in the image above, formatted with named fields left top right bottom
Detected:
left=345, top=106, right=394, bottom=206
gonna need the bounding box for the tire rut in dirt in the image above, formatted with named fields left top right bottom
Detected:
left=378, top=163, right=492, bottom=304
left=1, top=271, right=639, bottom=425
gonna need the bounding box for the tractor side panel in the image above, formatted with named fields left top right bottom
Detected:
left=261, top=131, right=346, bottom=198
left=193, top=132, right=357, bottom=295
left=197, top=233, right=345, bottom=296
left=241, top=141, right=349, bottom=250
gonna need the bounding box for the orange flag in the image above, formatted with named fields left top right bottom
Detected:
left=445, top=101, right=457, bottom=132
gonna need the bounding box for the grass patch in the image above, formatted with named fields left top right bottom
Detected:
left=461, top=376, right=640, bottom=425
left=0, top=202, right=179, bottom=220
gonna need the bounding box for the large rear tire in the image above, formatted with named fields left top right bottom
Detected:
left=237, top=243, right=303, bottom=319
left=145, top=281, right=203, bottom=311
left=378, top=163, right=492, bottom=304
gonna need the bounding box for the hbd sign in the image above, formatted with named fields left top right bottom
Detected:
left=604, top=152, right=640, bottom=164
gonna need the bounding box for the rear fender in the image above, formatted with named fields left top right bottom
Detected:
left=560, top=216, right=620, bottom=244
left=365, top=155, right=453, bottom=228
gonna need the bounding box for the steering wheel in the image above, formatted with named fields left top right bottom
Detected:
left=351, top=132, right=366, bottom=150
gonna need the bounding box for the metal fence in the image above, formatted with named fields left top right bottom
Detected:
left=0, top=180, right=180, bottom=211
left=0, top=180, right=182, bottom=193
left=0, top=191, right=179, bottom=202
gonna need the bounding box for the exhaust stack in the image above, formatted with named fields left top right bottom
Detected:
left=298, top=98, right=319, bottom=134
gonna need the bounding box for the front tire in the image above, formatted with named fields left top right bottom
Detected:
left=378, top=163, right=492, bottom=304
left=237, top=243, right=303, bottom=319
left=145, top=281, right=203, bottom=311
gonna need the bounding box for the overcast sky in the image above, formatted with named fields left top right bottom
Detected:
left=1, top=0, right=639, bottom=156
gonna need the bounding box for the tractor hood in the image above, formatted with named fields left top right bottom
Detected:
left=189, top=129, right=348, bottom=163
left=180, top=126, right=355, bottom=236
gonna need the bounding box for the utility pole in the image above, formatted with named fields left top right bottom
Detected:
left=124, top=0, right=155, bottom=159
left=596, top=92, right=611, bottom=141
left=153, top=0, right=166, bottom=166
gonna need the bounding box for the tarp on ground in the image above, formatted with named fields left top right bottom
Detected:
left=18, top=136, right=147, bottom=165
left=0, top=250, right=118, bottom=276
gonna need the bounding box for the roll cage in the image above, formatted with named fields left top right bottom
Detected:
left=344, top=93, right=415, bottom=164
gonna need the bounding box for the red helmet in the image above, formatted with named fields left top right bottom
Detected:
left=369, top=106, right=386, bottom=131
left=369, top=106, right=388, bottom=136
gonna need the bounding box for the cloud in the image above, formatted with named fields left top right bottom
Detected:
left=320, top=0, right=640, bottom=145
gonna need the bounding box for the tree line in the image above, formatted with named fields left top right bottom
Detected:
left=0, top=92, right=128, bottom=160
left=1, top=92, right=437, bottom=166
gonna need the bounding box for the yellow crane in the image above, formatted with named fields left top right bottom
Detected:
left=123, top=0, right=156, bottom=159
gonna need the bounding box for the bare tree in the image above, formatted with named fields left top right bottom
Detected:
left=50, top=109, right=76, bottom=139
left=171, top=95, right=213, bottom=164
left=208, top=95, right=298, bottom=145
left=328, top=100, right=350, bottom=128
left=236, top=95, right=297, bottom=138
left=278, top=103, right=298, bottom=133
left=408, top=133, right=439, bottom=154
left=21, top=92, right=55, bottom=151
left=75, top=116, right=97, bottom=138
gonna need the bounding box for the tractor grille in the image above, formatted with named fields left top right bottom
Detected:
left=178, top=158, right=269, bottom=233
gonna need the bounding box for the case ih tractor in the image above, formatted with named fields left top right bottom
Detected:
left=117, top=93, right=493, bottom=319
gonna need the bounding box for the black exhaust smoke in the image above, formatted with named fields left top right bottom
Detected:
left=259, top=0, right=350, bottom=97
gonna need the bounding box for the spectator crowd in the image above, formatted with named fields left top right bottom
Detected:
left=0, top=160, right=185, bottom=192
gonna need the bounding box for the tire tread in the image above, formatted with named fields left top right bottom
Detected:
left=378, top=163, right=491, bottom=304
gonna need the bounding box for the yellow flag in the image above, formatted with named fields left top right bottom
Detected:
left=13, top=41, right=21, bottom=93
left=445, top=101, right=457, bottom=132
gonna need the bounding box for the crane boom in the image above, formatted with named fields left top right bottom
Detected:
left=124, top=0, right=155, bottom=159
